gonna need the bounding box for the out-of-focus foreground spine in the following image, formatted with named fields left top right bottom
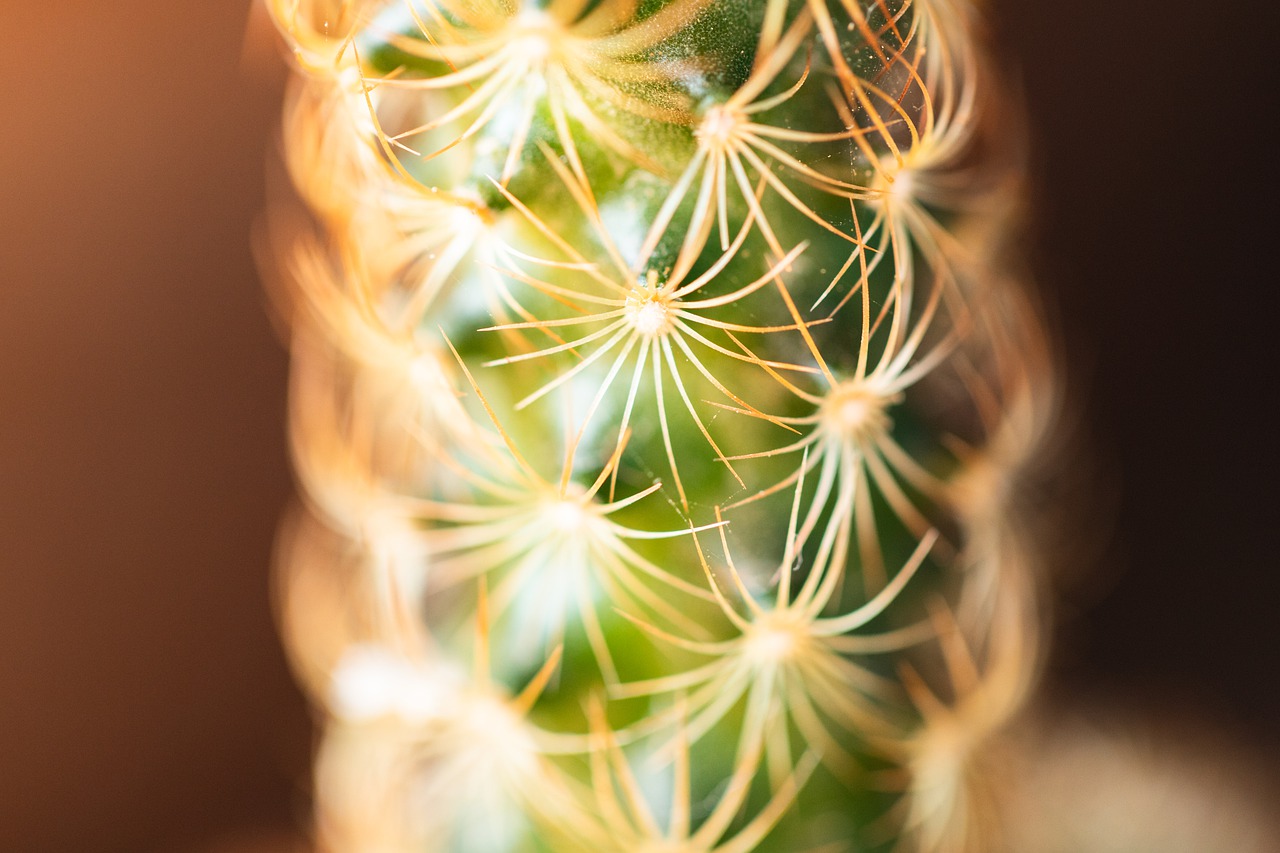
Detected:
left=263, top=0, right=1054, bottom=850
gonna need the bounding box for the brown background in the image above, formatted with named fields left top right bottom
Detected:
left=2, top=2, right=1277, bottom=851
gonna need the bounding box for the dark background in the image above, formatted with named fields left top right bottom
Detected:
left=2, top=2, right=1277, bottom=851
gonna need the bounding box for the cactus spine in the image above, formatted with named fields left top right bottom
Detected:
left=266, top=0, right=1053, bottom=850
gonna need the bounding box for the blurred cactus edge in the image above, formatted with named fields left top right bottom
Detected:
left=260, top=0, right=1061, bottom=850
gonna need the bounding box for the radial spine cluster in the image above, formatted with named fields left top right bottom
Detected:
left=266, top=0, right=1054, bottom=850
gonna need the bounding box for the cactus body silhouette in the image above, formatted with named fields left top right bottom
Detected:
left=266, top=0, right=1053, bottom=850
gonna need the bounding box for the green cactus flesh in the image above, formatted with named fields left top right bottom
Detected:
left=267, top=0, right=1052, bottom=850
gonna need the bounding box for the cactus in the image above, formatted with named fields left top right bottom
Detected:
left=264, top=0, right=1053, bottom=850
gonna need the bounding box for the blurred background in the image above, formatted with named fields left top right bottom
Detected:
left=2, top=1, right=1277, bottom=851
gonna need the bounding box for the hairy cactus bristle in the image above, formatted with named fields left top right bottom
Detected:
left=264, top=0, right=1054, bottom=849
